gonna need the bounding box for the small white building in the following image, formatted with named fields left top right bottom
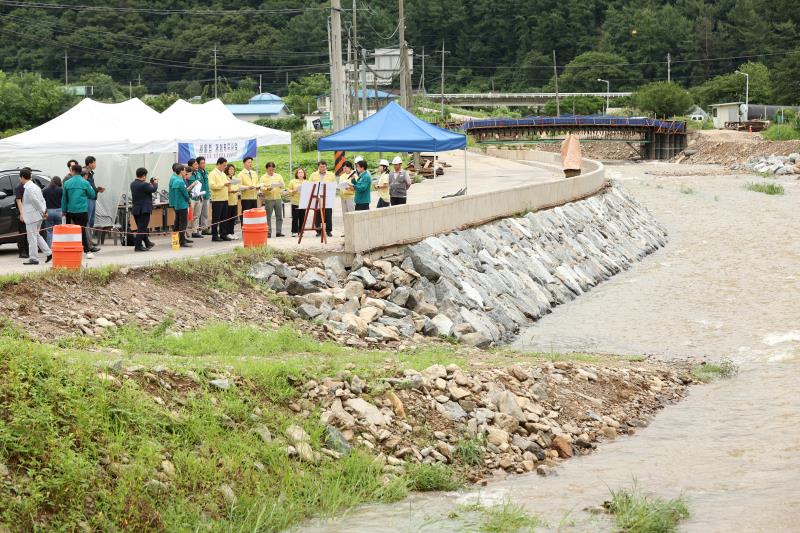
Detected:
left=687, top=105, right=708, bottom=122
left=710, top=102, right=743, bottom=129
left=225, top=93, right=291, bottom=122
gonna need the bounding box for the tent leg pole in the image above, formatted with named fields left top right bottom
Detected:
left=464, top=149, right=468, bottom=194
left=289, top=137, right=293, bottom=177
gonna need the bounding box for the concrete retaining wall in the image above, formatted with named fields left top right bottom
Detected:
left=343, top=150, right=605, bottom=253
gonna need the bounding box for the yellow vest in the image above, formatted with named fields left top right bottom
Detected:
left=338, top=171, right=356, bottom=199
left=287, top=178, right=304, bottom=205
left=237, top=168, right=259, bottom=200
left=208, top=167, right=230, bottom=202
left=309, top=170, right=336, bottom=183
left=227, top=180, right=240, bottom=206
left=260, top=173, right=285, bottom=200
left=376, top=172, right=390, bottom=202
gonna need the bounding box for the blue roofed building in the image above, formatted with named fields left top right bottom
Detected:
left=225, top=93, right=292, bottom=122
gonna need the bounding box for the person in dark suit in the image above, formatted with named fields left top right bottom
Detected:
left=130, top=167, right=157, bottom=252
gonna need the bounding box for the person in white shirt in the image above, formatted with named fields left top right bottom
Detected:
left=19, top=168, right=52, bottom=265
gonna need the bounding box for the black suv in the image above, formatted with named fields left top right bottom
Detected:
left=0, top=169, right=52, bottom=245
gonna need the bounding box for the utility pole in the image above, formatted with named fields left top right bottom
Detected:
left=552, top=50, right=560, bottom=116
left=361, top=48, right=368, bottom=118
left=399, top=0, right=410, bottom=109
left=417, top=47, right=427, bottom=93
left=213, top=45, right=218, bottom=98
left=259, top=74, right=262, bottom=93
left=347, top=36, right=356, bottom=123
left=439, top=40, right=449, bottom=117
left=129, top=80, right=132, bottom=99
left=137, top=73, right=141, bottom=86
left=64, top=51, right=68, bottom=86
left=667, top=52, right=671, bottom=83
left=329, top=0, right=346, bottom=131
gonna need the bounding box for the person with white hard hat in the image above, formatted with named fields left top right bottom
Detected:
left=388, top=156, right=412, bottom=205
left=375, top=159, right=391, bottom=208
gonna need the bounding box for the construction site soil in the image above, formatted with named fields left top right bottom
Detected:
left=530, top=130, right=800, bottom=165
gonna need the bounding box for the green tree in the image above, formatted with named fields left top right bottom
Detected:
left=143, top=93, right=180, bottom=113
left=79, top=72, right=124, bottom=102
left=555, top=52, right=639, bottom=92
left=772, top=51, right=800, bottom=104
left=690, top=62, right=771, bottom=107
left=221, top=87, right=256, bottom=105
left=284, top=73, right=328, bottom=116
left=542, top=95, right=604, bottom=116
left=634, top=82, right=693, bottom=117
left=600, top=3, right=693, bottom=81
left=0, top=71, right=76, bottom=131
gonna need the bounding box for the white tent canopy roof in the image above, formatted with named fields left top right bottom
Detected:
left=0, top=97, right=291, bottom=158
left=0, top=98, right=174, bottom=157
left=161, top=98, right=291, bottom=146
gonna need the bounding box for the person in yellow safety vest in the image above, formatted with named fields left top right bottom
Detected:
left=337, top=160, right=357, bottom=237
left=259, top=161, right=286, bottom=238
left=308, top=160, right=335, bottom=237
left=237, top=156, right=259, bottom=213
left=287, top=167, right=306, bottom=237
left=375, top=158, right=391, bottom=208
left=224, top=163, right=240, bottom=239
left=208, top=157, right=232, bottom=241
left=339, top=157, right=358, bottom=215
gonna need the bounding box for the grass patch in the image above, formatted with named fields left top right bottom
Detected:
left=606, top=486, right=689, bottom=533
left=0, top=331, right=412, bottom=532
left=690, top=359, right=738, bottom=382
left=407, top=463, right=462, bottom=492
left=745, top=182, right=785, bottom=195
left=679, top=184, right=695, bottom=195
left=761, top=124, right=800, bottom=141
left=454, top=500, right=543, bottom=532
left=455, top=436, right=485, bottom=466
left=479, top=501, right=543, bottom=532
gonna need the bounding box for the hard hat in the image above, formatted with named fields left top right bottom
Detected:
left=354, top=156, right=364, bottom=164
left=379, top=159, right=389, bottom=167
left=391, top=156, right=403, bottom=165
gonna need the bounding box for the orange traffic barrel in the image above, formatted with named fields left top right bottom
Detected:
left=51, top=224, right=83, bottom=269
left=241, top=207, right=268, bottom=248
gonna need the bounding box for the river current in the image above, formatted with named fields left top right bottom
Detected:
left=304, top=164, right=800, bottom=532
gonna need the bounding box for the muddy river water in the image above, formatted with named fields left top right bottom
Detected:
left=305, top=164, right=800, bottom=532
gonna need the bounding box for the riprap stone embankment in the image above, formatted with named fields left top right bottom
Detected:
left=249, top=183, right=667, bottom=347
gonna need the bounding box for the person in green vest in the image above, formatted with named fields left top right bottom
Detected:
left=169, top=165, right=192, bottom=247
left=61, top=164, right=99, bottom=258
left=351, top=159, right=372, bottom=210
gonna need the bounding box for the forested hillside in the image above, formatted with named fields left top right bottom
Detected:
left=0, top=0, right=799, bottom=134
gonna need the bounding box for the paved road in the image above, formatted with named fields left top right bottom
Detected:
left=0, top=150, right=558, bottom=274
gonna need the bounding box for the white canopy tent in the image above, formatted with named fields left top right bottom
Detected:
left=162, top=99, right=291, bottom=146
left=0, top=98, right=292, bottom=228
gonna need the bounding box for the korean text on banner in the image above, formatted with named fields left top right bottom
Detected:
left=178, top=138, right=257, bottom=163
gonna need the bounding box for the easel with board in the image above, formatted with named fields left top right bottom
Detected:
left=298, top=182, right=335, bottom=244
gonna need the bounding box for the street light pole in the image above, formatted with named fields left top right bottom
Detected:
left=736, top=70, right=749, bottom=121
left=597, top=78, right=609, bottom=114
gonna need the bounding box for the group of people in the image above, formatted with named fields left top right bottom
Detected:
left=15, top=156, right=104, bottom=265
left=15, top=152, right=417, bottom=264
left=286, top=156, right=413, bottom=238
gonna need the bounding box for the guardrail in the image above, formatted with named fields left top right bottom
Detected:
left=342, top=151, right=606, bottom=254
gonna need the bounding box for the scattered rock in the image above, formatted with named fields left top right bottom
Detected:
left=219, top=484, right=237, bottom=506
left=345, top=398, right=387, bottom=425
left=209, top=378, right=231, bottom=390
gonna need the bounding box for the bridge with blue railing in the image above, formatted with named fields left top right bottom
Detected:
left=461, top=115, right=687, bottom=160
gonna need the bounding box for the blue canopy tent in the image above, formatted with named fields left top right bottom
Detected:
left=317, top=101, right=469, bottom=191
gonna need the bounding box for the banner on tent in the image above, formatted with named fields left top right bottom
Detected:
left=178, top=138, right=257, bottom=163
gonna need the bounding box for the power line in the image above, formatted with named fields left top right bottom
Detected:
left=0, top=1, right=324, bottom=15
